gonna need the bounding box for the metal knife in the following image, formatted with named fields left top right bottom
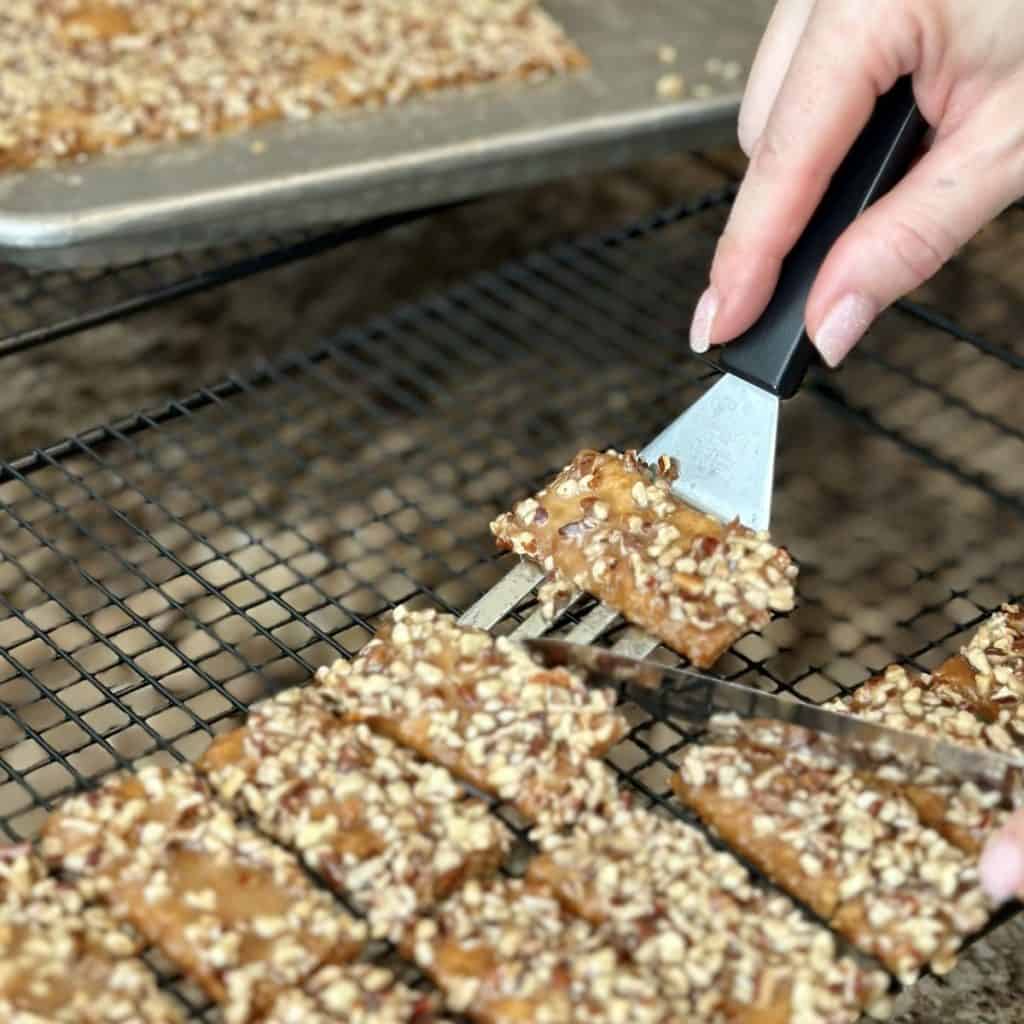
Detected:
left=643, top=77, right=928, bottom=531
left=527, top=637, right=1024, bottom=792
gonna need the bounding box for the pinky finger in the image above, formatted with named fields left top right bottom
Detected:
left=980, top=809, right=1024, bottom=905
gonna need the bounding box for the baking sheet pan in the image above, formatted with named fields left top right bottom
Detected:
left=0, top=0, right=770, bottom=268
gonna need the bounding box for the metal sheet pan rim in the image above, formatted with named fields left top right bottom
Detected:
left=0, top=96, right=739, bottom=249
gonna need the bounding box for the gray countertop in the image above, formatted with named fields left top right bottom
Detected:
left=892, top=914, right=1024, bottom=1022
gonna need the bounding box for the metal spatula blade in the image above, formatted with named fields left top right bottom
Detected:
left=649, top=77, right=927, bottom=530
left=641, top=374, right=777, bottom=531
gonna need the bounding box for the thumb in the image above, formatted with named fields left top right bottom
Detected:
left=806, top=108, right=1024, bottom=366
left=980, top=809, right=1024, bottom=906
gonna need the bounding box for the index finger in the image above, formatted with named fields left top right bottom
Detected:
left=738, top=0, right=816, bottom=156
left=703, top=2, right=907, bottom=347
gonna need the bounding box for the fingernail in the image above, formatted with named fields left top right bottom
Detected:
left=690, top=287, right=718, bottom=354
left=813, top=293, right=876, bottom=367
left=980, top=834, right=1024, bottom=905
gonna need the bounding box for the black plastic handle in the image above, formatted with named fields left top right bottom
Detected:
left=719, top=76, right=929, bottom=399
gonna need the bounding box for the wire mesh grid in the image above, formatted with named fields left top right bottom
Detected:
left=0, top=205, right=445, bottom=358
left=1, top=187, right=1023, bottom=1017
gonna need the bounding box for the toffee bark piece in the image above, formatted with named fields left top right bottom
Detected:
left=830, top=606, right=1024, bottom=751
left=940, top=603, right=1024, bottom=707
left=200, top=688, right=509, bottom=940
left=824, top=663, right=1012, bottom=855
left=528, top=803, right=891, bottom=1023
left=828, top=664, right=994, bottom=747
left=315, top=606, right=626, bottom=833
left=0, top=1, right=586, bottom=171
left=673, top=724, right=991, bottom=984
left=490, top=449, right=798, bottom=667
left=41, top=766, right=366, bottom=1024
left=262, top=963, right=440, bottom=1024
left=822, top=607, right=1024, bottom=854
left=0, top=844, right=184, bottom=1023
left=403, top=877, right=675, bottom=1024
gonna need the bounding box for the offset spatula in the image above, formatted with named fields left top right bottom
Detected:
left=647, top=77, right=928, bottom=530
left=528, top=638, right=1024, bottom=792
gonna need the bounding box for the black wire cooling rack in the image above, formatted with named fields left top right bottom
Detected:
left=1, top=186, right=1023, bottom=1017
left=0, top=205, right=449, bottom=358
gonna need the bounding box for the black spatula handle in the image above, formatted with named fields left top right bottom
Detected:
left=719, top=76, right=928, bottom=399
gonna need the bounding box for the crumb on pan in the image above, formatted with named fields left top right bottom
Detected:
left=656, top=73, right=685, bottom=99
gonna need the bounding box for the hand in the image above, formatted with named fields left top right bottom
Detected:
left=690, top=0, right=1024, bottom=366
left=981, top=811, right=1024, bottom=905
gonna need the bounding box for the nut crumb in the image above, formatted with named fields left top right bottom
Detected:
left=656, top=73, right=685, bottom=99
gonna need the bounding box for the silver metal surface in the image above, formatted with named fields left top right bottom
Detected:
left=527, top=639, right=1024, bottom=789
left=506, top=587, right=622, bottom=642
left=609, top=628, right=661, bottom=659
left=566, top=603, right=621, bottom=644
left=641, top=374, right=778, bottom=530
left=459, top=560, right=544, bottom=630
left=508, top=599, right=569, bottom=640
left=0, top=0, right=771, bottom=268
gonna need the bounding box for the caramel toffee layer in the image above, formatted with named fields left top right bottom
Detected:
left=825, top=605, right=1024, bottom=854
left=403, top=876, right=677, bottom=1024
left=674, top=721, right=991, bottom=984
left=529, top=802, right=890, bottom=1023
left=262, top=963, right=442, bottom=1024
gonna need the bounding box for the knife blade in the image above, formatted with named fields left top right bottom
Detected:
left=644, top=77, right=928, bottom=530
left=527, top=637, right=1024, bottom=792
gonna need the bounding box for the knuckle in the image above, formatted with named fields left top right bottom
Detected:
left=749, top=130, right=833, bottom=196
left=749, top=132, right=787, bottom=182
left=887, top=215, right=955, bottom=283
